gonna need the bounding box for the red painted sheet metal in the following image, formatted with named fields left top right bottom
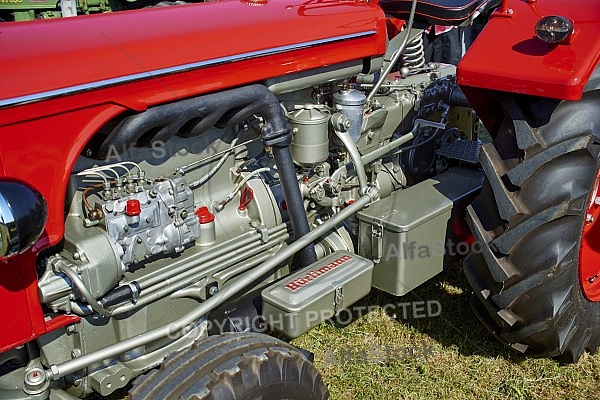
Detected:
left=458, top=0, right=600, bottom=100
left=0, top=253, right=46, bottom=352
left=0, top=252, right=80, bottom=351
left=0, top=0, right=386, bottom=107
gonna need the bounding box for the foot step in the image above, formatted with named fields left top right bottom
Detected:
left=437, top=139, right=482, bottom=164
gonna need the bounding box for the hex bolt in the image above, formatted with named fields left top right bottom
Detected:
left=71, top=349, right=82, bottom=358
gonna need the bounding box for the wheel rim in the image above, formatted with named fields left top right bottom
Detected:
left=580, top=170, right=600, bottom=301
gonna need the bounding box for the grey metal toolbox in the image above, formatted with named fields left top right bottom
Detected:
left=357, top=176, right=454, bottom=296
left=261, top=251, right=373, bottom=338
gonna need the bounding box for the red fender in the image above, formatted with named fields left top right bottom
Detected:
left=458, top=0, right=600, bottom=101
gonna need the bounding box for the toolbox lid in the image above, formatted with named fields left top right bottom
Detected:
left=261, top=251, right=373, bottom=313
left=358, top=177, right=453, bottom=232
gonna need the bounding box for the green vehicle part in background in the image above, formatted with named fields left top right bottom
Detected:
left=0, top=0, right=182, bottom=21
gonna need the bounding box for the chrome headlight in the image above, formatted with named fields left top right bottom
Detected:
left=0, top=181, right=47, bottom=258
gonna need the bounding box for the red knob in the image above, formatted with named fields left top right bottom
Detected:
left=238, top=187, right=254, bottom=212
left=195, top=206, right=215, bottom=223
left=125, top=199, right=141, bottom=216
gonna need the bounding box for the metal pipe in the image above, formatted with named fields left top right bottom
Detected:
left=332, top=119, right=368, bottom=194
left=214, top=167, right=271, bottom=212
left=361, top=131, right=415, bottom=165
left=112, top=237, right=285, bottom=315
left=55, top=261, right=112, bottom=318
left=48, top=187, right=378, bottom=380
left=366, top=0, right=418, bottom=104
left=68, top=231, right=288, bottom=317
left=331, top=130, right=414, bottom=185
left=137, top=230, right=288, bottom=300
left=176, top=137, right=261, bottom=175
left=138, top=224, right=288, bottom=289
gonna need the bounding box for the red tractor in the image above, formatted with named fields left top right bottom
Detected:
left=0, top=0, right=598, bottom=398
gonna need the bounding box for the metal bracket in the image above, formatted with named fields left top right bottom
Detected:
left=371, top=221, right=384, bottom=264
left=332, top=281, right=344, bottom=315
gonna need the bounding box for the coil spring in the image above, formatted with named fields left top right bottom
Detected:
left=402, top=34, right=425, bottom=72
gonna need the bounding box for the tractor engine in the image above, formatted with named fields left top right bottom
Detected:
left=0, top=1, right=484, bottom=397
left=28, top=61, right=477, bottom=396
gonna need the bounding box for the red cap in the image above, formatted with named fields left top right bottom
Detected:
left=195, top=206, right=215, bottom=223
left=125, top=199, right=141, bottom=216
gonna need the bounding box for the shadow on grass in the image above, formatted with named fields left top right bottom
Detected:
left=327, top=261, right=528, bottom=363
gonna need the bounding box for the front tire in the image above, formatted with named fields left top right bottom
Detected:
left=130, top=333, right=329, bottom=399
left=464, top=91, right=600, bottom=362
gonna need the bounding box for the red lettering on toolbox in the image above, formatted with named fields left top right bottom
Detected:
left=284, top=255, right=352, bottom=291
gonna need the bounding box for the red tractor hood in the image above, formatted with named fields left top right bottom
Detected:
left=0, top=0, right=386, bottom=109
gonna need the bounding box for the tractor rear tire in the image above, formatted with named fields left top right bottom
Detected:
left=464, top=91, right=600, bottom=362
left=129, top=333, right=329, bottom=400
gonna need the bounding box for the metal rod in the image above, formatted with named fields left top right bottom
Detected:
left=138, top=224, right=288, bottom=289
left=361, top=132, right=415, bottom=165
left=366, top=0, right=419, bottom=104
left=333, top=126, right=369, bottom=194
left=112, top=238, right=285, bottom=315
left=177, top=137, right=258, bottom=176
left=48, top=188, right=378, bottom=380
left=136, top=230, right=288, bottom=300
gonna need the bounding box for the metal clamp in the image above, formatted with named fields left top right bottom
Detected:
left=371, top=220, right=384, bottom=264
left=332, top=281, right=344, bottom=315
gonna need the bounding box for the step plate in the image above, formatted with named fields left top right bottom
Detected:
left=437, top=139, right=482, bottom=164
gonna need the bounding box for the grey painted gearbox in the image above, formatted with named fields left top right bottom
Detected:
left=261, top=251, right=373, bottom=338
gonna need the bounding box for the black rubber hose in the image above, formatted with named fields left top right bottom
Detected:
left=449, top=86, right=470, bottom=107
left=271, top=145, right=317, bottom=267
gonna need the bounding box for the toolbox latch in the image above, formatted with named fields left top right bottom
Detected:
left=371, top=221, right=384, bottom=264
left=332, top=281, right=344, bottom=315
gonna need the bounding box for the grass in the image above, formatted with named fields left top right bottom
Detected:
left=291, top=265, right=600, bottom=400
left=102, top=264, right=600, bottom=400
